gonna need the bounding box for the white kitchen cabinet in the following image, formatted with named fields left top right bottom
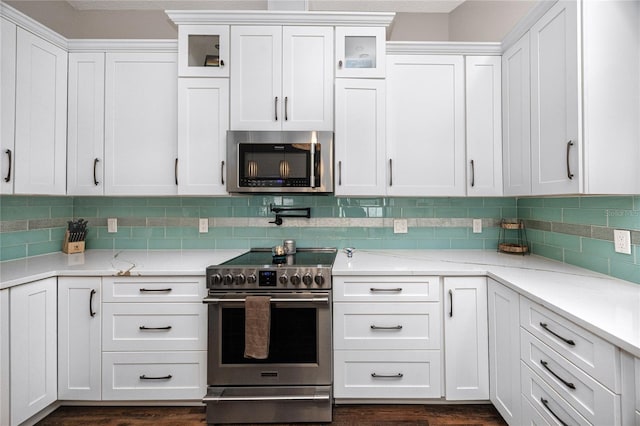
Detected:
left=334, top=78, right=386, bottom=196
left=177, top=78, right=229, bottom=195
left=1, top=17, right=16, bottom=194
left=104, top=52, right=178, bottom=195
left=487, top=279, right=521, bottom=425
left=10, top=278, right=57, bottom=426
left=67, top=52, right=105, bottom=195
left=443, top=277, right=488, bottom=401
left=230, top=26, right=333, bottom=131
left=14, top=28, right=67, bottom=195
left=636, top=357, right=640, bottom=425
left=335, top=26, right=386, bottom=78
left=386, top=55, right=465, bottom=196
left=58, top=277, right=102, bottom=400
left=501, top=33, right=531, bottom=196
left=465, top=56, right=502, bottom=196
left=0, top=289, right=9, bottom=426
left=178, top=24, right=229, bottom=77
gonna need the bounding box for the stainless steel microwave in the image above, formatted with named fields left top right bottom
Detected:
left=226, top=131, right=333, bottom=193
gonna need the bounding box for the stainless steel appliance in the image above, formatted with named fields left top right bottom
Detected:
left=203, top=248, right=336, bottom=424
left=226, top=130, right=333, bottom=193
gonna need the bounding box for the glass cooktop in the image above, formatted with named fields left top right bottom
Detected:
left=221, top=248, right=336, bottom=267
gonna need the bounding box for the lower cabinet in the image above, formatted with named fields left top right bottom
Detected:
left=10, top=278, right=57, bottom=426
left=636, top=357, right=640, bottom=425
left=0, top=289, right=9, bottom=426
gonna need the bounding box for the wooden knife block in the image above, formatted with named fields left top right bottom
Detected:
left=62, top=231, right=85, bottom=254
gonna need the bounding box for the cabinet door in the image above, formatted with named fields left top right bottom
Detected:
left=386, top=55, right=465, bottom=196
left=488, top=279, right=521, bottom=425
left=530, top=0, right=579, bottom=195
left=10, top=278, right=57, bottom=426
left=14, top=28, right=67, bottom=195
left=1, top=18, right=16, bottom=194
left=104, top=52, right=178, bottom=195
left=502, top=33, right=531, bottom=196
left=466, top=56, right=502, bottom=196
left=0, top=289, right=8, bottom=426
left=178, top=78, right=229, bottom=195
left=178, top=24, right=229, bottom=77
left=443, top=277, right=488, bottom=400
left=67, top=52, right=105, bottom=195
left=58, top=277, right=102, bottom=400
left=230, top=26, right=282, bottom=130
left=335, top=26, right=386, bottom=78
left=334, top=79, right=386, bottom=196
left=282, top=26, right=333, bottom=131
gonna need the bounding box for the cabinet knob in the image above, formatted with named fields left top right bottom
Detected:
left=220, top=59, right=225, bottom=67
left=338, top=60, right=343, bottom=68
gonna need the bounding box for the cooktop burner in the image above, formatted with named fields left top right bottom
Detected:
left=222, top=248, right=336, bottom=267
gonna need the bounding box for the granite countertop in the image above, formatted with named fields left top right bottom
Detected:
left=1, top=248, right=639, bottom=357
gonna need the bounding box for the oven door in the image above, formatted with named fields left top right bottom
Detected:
left=204, top=291, right=332, bottom=386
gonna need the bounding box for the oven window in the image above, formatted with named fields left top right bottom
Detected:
left=221, top=307, right=318, bottom=364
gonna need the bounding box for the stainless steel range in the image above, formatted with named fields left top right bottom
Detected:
left=203, top=247, right=336, bottom=425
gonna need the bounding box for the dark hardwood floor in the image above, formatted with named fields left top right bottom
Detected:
left=36, top=404, right=507, bottom=426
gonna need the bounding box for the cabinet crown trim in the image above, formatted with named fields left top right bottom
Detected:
left=67, top=39, right=178, bottom=52
left=1, top=2, right=68, bottom=49
left=166, top=10, right=395, bottom=26
left=386, top=41, right=501, bottom=55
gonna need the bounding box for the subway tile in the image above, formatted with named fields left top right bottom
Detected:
left=29, top=218, right=69, bottom=230
left=0, top=196, right=28, bottom=206
left=347, top=239, right=383, bottom=249
left=182, top=239, right=216, bottom=249
left=542, top=197, right=579, bottom=208
left=130, top=207, right=166, bottom=218
left=580, top=196, right=634, bottom=210
left=146, top=197, right=182, bottom=206
left=115, top=239, right=148, bottom=250
left=74, top=197, right=114, bottom=207
left=148, top=239, right=182, bottom=250
left=564, top=250, right=609, bottom=275
left=468, top=207, right=501, bottom=218
left=215, top=238, right=250, bottom=249
left=530, top=207, right=562, bottom=222
left=165, top=226, right=199, bottom=239
left=378, top=239, right=417, bottom=249
left=530, top=243, right=563, bottom=262
left=523, top=220, right=551, bottom=232
left=234, top=226, right=266, bottom=238
left=607, top=212, right=640, bottom=230
left=582, top=238, right=635, bottom=263
left=166, top=207, right=200, bottom=218
left=610, top=260, right=640, bottom=284
left=415, top=239, right=451, bottom=249
left=484, top=197, right=517, bottom=207
left=98, top=206, right=133, bottom=218
left=544, top=232, right=581, bottom=251
left=182, top=197, right=217, bottom=207
left=29, top=241, right=62, bottom=256
left=73, top=206, right=99, bottom=218
left=449, top=198, right=486, bottom=207
left=118, top=218, right=147, bottom=227
left=435, top=227, right=468, bottom=239
left=550, top=222, right=591, bottom=238
left=28, top=196, right=72, bottom=206
left=591, top=226, right=613, bottom=242
left=0, top=230, right=50, bottom=247
left=500, top=207, right=518, bottom=219
left=451, top=239, right=485, bottom=249
left=0, top=245, right=26, bottom=261
left=434, top=207, right=468, bottom=218
left=518, top=198, right=544, bottom=207
left=562, top=208, right=607, bottom=226
left=200, top=206, right=232, bottom=217
left=0, top=220, right=28, bottom=232
left=1, top=206, right=50, bottom=220
left=86, top=238, right=114, bottom=250
left=113, top=197, right=148, bottom=206
left=131, top=227, right=164, bottom=239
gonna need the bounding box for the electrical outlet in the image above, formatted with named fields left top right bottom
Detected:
left=472, top=219, right=482, bottom=234
left=614, top=229, right=632, bottom=254
left=199, top=218, right=209, bottom=233
left=107, top=218, right=117, bottom=233
left=393, top=219, right=408, bottom=234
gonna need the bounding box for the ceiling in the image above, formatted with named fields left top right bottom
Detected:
left=65, top=0, right=466, bottom=13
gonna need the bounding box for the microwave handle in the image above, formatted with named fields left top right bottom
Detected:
left=310, top=141, right=316, bottom=189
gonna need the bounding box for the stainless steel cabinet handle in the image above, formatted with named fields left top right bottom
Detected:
left=370, top=287, right=402, bottom=292
left=540, top=397, right=569, bottom=426
left=204, top=393, right=330, bottom=402
left=284, top=96, right=288, bottom=121
left=89, top=289, right=96, bottom=317
left=338, top=60, right=343, bottom=69
left=540, top=360, right=576, bottom=390
left=389, top=159, right=393, bottom=186
left=449, top=289, right=453, bottom=317
left=139, top=325, right=172, bottom=330
left=370, top=325, right=403, bottom=330
left=274, top=97, right=278, bottom=121
left=338, top=161, right=342, bottom=186
left=174, top=158, right=178, bottom=185
left=203, top=297, right=329, bottom=304
left=140, top=374, right=172, bottom=380
left=371, top=373, right=403, bottom=378
left=539, top=322, right=575, bottom=346
left=221, top=160, right=225, bottom=185
left=566, top=141, right=574, bottom=179
left=470, top=159, right=475, bottom=187
left=139, top=288, right=172, bottom=292
left=4, top=149, right=11, bottom=183
left=93, top=158, right=100, bottom=186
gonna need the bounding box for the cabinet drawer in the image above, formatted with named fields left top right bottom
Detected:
left=521, top=362, right=590, bottom=426
left=334, top=350, right=441, bottom=399
left=103, top=303, right=206, bottom=351
left=333, top=303, right=440, bottom=350
left=102, top=351, right=206, bottom=400
left=521, top=329, right=620, bottom=425
left=521, top=396, right=552, bottom=426
left=102, top=276, right=205, bottom=302
left=333, top=276, right=440, bottom=302
left=520, top=297, right=619, bottom=392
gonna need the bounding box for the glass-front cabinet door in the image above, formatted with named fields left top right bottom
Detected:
left=178, top=25, right=229, bottom=77
left=335, top=26, right=386, bottom=78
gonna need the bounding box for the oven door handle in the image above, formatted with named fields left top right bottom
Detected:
left=203, top=392, right=330, bottom=403
left=203, top=296, right=329, bottom=304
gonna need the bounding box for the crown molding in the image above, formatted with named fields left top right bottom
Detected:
left=67, top=39, right=178, bottom=52
left=386, top=41, right=502, bottom=56
left=501, top=0, right=557, bottom=52
left=0, top=2, right=68, bottom=50
left=166, top=10, right=395, bottom=26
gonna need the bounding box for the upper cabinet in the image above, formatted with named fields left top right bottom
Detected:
left=335, top=26, right=386, bottom=78
left=230, top=25, right=333, bottom=131
left=178, top=25, right=229, bottom=77
left=0, top=17, right=16, bottom=195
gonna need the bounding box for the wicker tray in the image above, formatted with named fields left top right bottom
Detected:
left=498, top=243, right=528, bottom=254
left=500, top=222, right=523, bottom=230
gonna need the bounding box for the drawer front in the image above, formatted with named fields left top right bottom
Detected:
left=521, top=329, right=620, bottom=425
left=334, top=350, right=441, bottom=399
left=333, top=303, right=440, bottom=350
left=521, top=362, right=590, bottom=426
left=521, top=396, right=552, bottom=426
left=333, top=276, right=440, bottom=302
left=636, top=357, right=640, bottom=412
left=103, top=303, right=206, bottom=351
left=102, top=351, right=206, bottom=400
left=102, top=276, right=206, bottom=302
left=520, top=297, right=619, bottom=392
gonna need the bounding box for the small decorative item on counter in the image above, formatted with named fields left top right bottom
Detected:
left=63, top=218, right=87, bottom=254
left=497, top=219, right=529, bottom=255
left=272, top=245, right=287, bottom=264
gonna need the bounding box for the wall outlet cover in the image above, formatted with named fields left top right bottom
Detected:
left=107, top=218, right=118, bottom=233
left=614, top=229, right=632, bottom=254
left=472, top=219, right=482, bottom=234
left=199, top=218, right=209, bottom=233
left=393, top=219, right=408, bottom=234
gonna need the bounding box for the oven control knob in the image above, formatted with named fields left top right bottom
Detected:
left=223, top=273, right=234, bottom=285
left=314, top=274, right=325, bottom=286
left=279, top=274, right=289, bottom=284
left=290, top=274, right=301, bottom=286
left=247, top=274, right=257, bottom=284
left=302, top=273, right=313, bottom=286
left=235, top=273, right=246, bottom=285
left=210, top=273, right=223, bottom=286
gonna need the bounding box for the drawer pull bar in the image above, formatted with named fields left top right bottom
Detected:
left=204, top=393, right=330, bottom=402
left=140, top=374, right=172, bottom=380
left=139, top=325, right=172, bottom=331
left=540, top=397, right=569, bottom=426
left=369, top=288, right=402, bottom=292
left=371, top=373, right=403, bottom=379
left=89, top=289, right=96, bottom=317
left=139, top=288, right=172, bottom=292
left=449, top=289, right=453, bottom=317
left=539, top=322, right=575, bottom=346
left=370, top=325, right=403, bottom=330
left=540, top=360, right=576, bottom=390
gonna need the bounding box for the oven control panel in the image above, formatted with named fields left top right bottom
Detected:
left=206, top=267, right=331, bottom=290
